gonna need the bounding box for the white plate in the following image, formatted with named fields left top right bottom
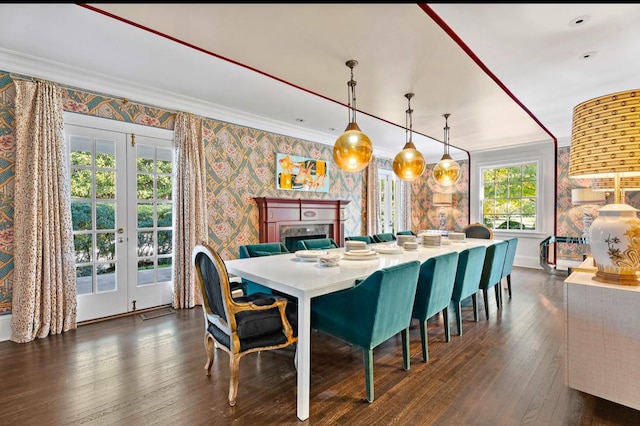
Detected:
left=374, top=246, right=403, bottom=254
left=295, top=250, right=328, bottom=259
left=347, top=249, right=374, bottom=254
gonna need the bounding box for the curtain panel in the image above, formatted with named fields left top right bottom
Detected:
left=173, top=112, right=207, bottom=309
left=11, top=79, right=77, bottom=343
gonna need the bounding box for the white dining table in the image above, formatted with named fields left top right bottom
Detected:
left=224, top=238, right=499, bottom=421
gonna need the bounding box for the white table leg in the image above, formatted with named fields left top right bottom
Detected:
left=296, top=295, right=311, bottom=421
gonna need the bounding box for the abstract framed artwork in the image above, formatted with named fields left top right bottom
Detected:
left=276, top=153, right=329, bottom=192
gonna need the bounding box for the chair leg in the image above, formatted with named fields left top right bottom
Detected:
left=455, top=302, right=463, bottom=336
left=364, top=349, right=375, bottom=402
left=419, top=320, right=429, bottom=362
left=494, top=282, right=502, bottom=308
left=483, top=289, right=490, bottom=320
left=401, top=327, right=410, bottom=370
left=228, top=354, right=240, bottom=406
left=507, top=274, right=512, bottom=298
left=204, top=333, right=214, bottom=375
left=443, top=307, right=450, bottom=342
left=472, top=294, right=478, bottom=322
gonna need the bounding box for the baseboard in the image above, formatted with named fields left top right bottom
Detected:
left=0, top=314, right=11, bottom=342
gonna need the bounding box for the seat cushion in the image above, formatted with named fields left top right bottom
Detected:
left=233, top=293, right=286, bottom=339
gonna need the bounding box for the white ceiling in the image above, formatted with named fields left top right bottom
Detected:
left=1, top=4, right=639, bottom=163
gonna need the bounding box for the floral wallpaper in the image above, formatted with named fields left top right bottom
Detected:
left=1, top=68, right=615, bottom=316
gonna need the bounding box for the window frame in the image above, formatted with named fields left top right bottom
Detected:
left=479, top=159, right=541, bottom=234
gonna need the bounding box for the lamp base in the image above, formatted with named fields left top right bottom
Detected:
left=593, top=269, right=640, bottom=286
left=589, top=203, right=640, bottom=286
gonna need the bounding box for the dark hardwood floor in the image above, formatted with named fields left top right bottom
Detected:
left=1, top=267, right=639, bottom=425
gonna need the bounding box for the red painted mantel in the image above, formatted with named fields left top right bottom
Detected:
left=253, top=197, right=351, bottom=246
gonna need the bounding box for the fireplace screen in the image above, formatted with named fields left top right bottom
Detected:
left=276, top=153, right=329, bottom=192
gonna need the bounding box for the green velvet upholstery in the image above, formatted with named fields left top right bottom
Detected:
left=396, top=230, right=416, bottom=236
left=501, top=237, right=518, bottom=298
left=451, top=245, right=486, bottom=336
left=296, top=238, right=338, bottom=251
left=311, top=261, right=421, bottom=402
left=372, top=233, right=396, bottom=243
left=345, top=235, right=374, bottom=244
left=238, top=243, right=290, bottom=295
left=411, top=251, right=459, bottom=362
left=478, top=240, right=508, bottom=320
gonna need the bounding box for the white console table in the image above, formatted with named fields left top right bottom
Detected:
left=564, top=259, right=640, bottom=410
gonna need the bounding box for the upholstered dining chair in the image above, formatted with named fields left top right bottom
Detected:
left=238, top=242, right=290, bottom=295
left=450, top=245, right=487, bottom=336
left=297, top=237, right=339, bottom=251
left=462, top=222, right=494, bottom=239
left=192, top=244, right=297, bottom=407
left=372, top=233, right=396, bottom=243
left=478, top=240, right=509, bottom=320
left=345, top=235, right=374, bottom=244
left=411, top=251, right=459, bottom=362
left=396, top=230, right=416, bottom=236
left=311, top=261, right=421, bottom=403
left=501, top=237, right=518, bottom=298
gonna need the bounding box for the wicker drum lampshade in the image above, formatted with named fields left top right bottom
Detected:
left=569, top=89, right=640, bottom=285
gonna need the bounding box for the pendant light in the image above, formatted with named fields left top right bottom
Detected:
left=333, top=60, right=373, bottom=172
left=432, top=113, right=462, bottom=186
left=393, top=93, right=426, bottom=181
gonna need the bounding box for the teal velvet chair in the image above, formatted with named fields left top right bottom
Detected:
left=345, top=235, right=374, bottom=244
left=396, top=230, right=416, bottom=236
left=311, top=261, right=421, bottom=403
left=296, top=238, right=338, bottom=250
left=478, top=240, right=508, bottom=320
left=372, top=233, right=396, bottom=243
left=451, top=245, right=486, bottom=335
left=238, top=242, right=290, bottom=295
left=411, top=251, right=459, bottom=362
left=501, top=237, right=518, bottom=298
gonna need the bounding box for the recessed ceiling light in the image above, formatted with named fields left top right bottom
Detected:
left=569, top=15, right=591, bottom=27
left=296, top=118, right=305, bottom=123
left=579, top=51, right=597, bottom=60
left=328, top=128, right=335, bottom=131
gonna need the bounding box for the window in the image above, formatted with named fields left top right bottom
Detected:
left=481, top=162, right=537, bottom=231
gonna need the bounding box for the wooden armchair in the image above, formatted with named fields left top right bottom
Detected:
left=193, top=244, right=297, bottom=406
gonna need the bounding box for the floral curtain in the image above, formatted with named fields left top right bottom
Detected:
left=173, top=112, right=207, bottom=308
left=366, top=155, right=381, bottom=235
left=11, top=79, right=76, bottom=343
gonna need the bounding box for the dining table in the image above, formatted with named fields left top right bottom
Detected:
left=224, top=237, right=500, bottom=421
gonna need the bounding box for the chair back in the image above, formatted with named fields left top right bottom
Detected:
left=238, top=242, right=290, bottom=294
left=501, top=237, right=518, bottom=278
left=239, top=242, right=289, bottom=258
left=412, top=251, right=459, bottom=321
left=193, top=244, right=232, bottom=328
left=372, top=233, right=396, bottom=243
left=479, top=240, right=508, bottom=290
left=297, top=238, right=338, bottom=251
left=463, top=223, right=494, bottom=239
left=345, top=235, right=374, bottom=244
left=396, top=230, right=416, bottom=236
left=452, top=245, right=487, bottom=303
left=311, top=261, right=420, bottom=349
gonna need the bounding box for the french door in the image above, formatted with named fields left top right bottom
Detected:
left=379, top=169, right=399, bottom=234
left=64, top=113, right=174, bottom=322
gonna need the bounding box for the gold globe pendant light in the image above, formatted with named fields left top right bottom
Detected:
left=393, top=93, right=426, bottom=181
left=333, top=60, right=373, bottom=172
left=432, top=113, right=462, bottom=186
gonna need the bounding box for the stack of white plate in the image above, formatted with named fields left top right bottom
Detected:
left=421, top=234, right=441, bottom=247
left=342, top=249, right=378, bottom=260
left=345, top=240, right=367, bottom=252
left=396, top=234, right=416, bottom=247
left=295, top=250, right=328, bottom=261
left=449, top=232, right=466, bottom=242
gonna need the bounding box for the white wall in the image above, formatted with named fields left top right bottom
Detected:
left=470, top=140, right=556, bottom=269
left=0, top=314, right=11, bottom=342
